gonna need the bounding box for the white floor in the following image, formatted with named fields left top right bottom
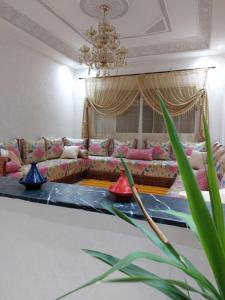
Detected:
left=0, top=196, right=214, bottom=300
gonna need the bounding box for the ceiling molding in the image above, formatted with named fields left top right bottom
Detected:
left=36, top=0, right=88, bottom=41
left=0, top=0, right=212, bottom=62
left=80, top=0, right=129, bottom=19
left=128, top=36, right=208, bottom=58
left=36, top=0, right=172, bottom=40
left=128, top=0, right=212, bottom=58
left=0, top=0, right=79, bottom=61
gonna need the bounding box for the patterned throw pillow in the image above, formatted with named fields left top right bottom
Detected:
left=220, top=173, right=225, bottom=188
left=126, top=149, right=153, bottom=161
left=196, top=169, right=208, bottom=191
left=44, top=138, right=63, bottom=159
left=6, top=161, right=21, bottom=173
left=0, top=139, right=21, bottom=161
left=213, top=145, right=225, bottom=165
left=112, top=139, right=137, bottom=158
left=145, top=140, right=170, bottom=160
left=170, top=141, right=206, bottom=160
left=64, top=138, right=87, bottom=149
left=78, top=149, right=89, bottom=158
left=215, top=151, right=225, bottom=180
left=182, top=142, right=206, bottom=156
left=60, top=146, right=80, bottom=159
left=88, top=139, right=110, bottom=156
left=22, top=138, right=46, bottom=164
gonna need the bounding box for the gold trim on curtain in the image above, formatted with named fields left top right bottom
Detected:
left=82, top=68, right=209, bottom=140
left=82, top=98, right=89, bottom=138
left=85, top=76, right=139, bottom=116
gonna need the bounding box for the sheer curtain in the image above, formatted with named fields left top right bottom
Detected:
left=82, top=68, right=209, bottom=143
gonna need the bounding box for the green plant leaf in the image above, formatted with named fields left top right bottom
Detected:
left=158, top=210, right=199, bottom=240
left=203, top=116, right=225, bottom=249
left=104, top=205, right=219, bottom=297
left=160, top=97, right=225, bottom=298
left=56, top=250, right=193, bottom=300
left=105, top=276, right=216, bottom=300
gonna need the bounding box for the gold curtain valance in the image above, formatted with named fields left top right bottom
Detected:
left=83, top=68, right=209, bottom=140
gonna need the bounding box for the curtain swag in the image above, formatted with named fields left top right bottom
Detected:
left=82, top=68, right=209, bottom=140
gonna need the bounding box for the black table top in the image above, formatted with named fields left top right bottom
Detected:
left=0, top=176, right=215, bottom=228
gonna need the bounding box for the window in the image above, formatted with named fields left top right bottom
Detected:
left=116, top=99, right=197, bottom=134
left=116, top=105, right=139, bottom=133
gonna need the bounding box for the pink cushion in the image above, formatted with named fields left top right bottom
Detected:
left=6, top=161, right=21, bottom=173
left=196, top=169, right=208, bottom=191
left=126, top=149, right=153, bottom=161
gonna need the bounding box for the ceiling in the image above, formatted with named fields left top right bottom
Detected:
left=0, top=0, right=225, bottom=70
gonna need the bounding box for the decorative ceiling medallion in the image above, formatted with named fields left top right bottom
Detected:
left=80, top=0, right=129, bottom=19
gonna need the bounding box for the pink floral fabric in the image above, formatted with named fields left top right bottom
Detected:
left=0, top=139, right=21, bottom=161
left=88, top=139, right=110, bottom=156
left=88, top=156, right=178, bottom=178
left=21, top=138, right=47, bottom=164
left=112, top=139, right=137, bottom=158
left=6, top=161, right=21, bottom=173
left=45, top=138, right=63, bottom=159
left=64, top=138, right=87, bottom=149
left=145, top=141, right=170, bottom=160
left=196, top=169, right=208, bottom=191
left=126, top=149, right=152, bottom=161
left=7, top=158, right=89, bottom=181
left=170, top=142, right=206, bottom=160
left=167, top=169, right=209, bottom=198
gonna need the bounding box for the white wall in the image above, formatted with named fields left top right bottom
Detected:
left=0, top=22, right=77, bottom=140
left=0, top=196, right=213, bottom=300
left=74, top=56, right=225, bottom=143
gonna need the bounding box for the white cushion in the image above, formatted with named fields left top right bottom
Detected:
left=0, top=149, right=21, bottom=166
left=189, top=151, right=207, bottom=169
left=60, top=146, right=80, bottom=159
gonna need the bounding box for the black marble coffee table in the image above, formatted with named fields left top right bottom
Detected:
left=0, top=176, right=221, bottom=228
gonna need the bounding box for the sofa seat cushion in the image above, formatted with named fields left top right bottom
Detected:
left=88, top=156, right=121, bottom=174
left=167, top=170, right=199, bottom=198
left=6, top=158, right=89, bottom=181
left=88, top=156, right=178, bottom=178
left=125, top=159, right=178, bottom=178
left=166, top=175, right=184, bottom=198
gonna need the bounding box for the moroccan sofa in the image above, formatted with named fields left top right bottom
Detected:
left=167, top=142, right=225, bottom=198
left=0, top=137, right=207, bottom=191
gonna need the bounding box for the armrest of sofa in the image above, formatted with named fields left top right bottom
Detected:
left=0, top=157, right=8, bottom=176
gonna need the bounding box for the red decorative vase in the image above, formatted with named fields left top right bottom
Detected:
left=108, top=169, right=133, bottom=201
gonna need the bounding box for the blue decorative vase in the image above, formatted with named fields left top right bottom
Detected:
left=19, top=162, right=47, bottom=190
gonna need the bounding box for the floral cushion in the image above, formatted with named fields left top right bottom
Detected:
left=88, top=139, right=110, bottom=156
left=126, top=149, right=152, bottom=161
left=88, top=156, right=178, bottom=178
left=21, top=138, right=46, bottom=164
left=6, top=161, right=21, bottom=173
left=78, top=149, right=89, bottom=158
left=170, top=141, right=206, bottom=160
left=145, top=141, right=170, bottom=160
left=167, top=169, right=208, bottom=198
left=45, top=138, right=63, bottom=159
left=0, top=139, right=21, bottom=161
left=64, top=138, right=87, bottom=149
left=213, top=145, right=225, bottom=165
left=215, top=152, right=225, bottom=180
left=196, top=169, right=208, bottom=191
left=220, top=173, right=225, bottom=188
left=7, top=158, right=89, bottom=181
left=112, top=139, right=137, bottom=158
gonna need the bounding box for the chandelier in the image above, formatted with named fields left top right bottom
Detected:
left=79, top=4, right=127, bottom=77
